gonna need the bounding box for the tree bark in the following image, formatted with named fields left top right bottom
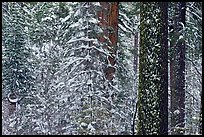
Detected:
left=98, top=2, right=110, bottom=43
left=98, top=2, right=119, bottom=81
left=137, top=2, right=168, bottom=135
left=199, top=93, right=202, bottom=134
left=132, top=32, right=139, bottom=135
left=159, top=2, right=168, bottom=135
left=170, top=2, right=186, bottom=135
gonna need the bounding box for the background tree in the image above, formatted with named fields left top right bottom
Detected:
left=169, top=2, right=186, bottom=135
left=2, top=2, right=36, bottom=134
left=184, top=2, right=202, bottom=135
left=117, top=2, right=140, bottom=135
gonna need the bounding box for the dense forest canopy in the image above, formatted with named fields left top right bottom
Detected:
left=2, top=2, right=202, bottom=135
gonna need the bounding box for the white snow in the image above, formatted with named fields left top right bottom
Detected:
left=155, top=43, right=160, bottom=47
left=41, top=17, right=52, bottom=22
left=24, top=26, right=28, bottom=31
left=56, top=82, right=65, bottom=89
left=85, top=54, right=91, bottom=61
left=33, top=127, right=40, bottom=131
left=67, top=37, right=97, bottom=44
left=81, top=122, right=88, bottom=127
left=119, top=18, right=133, bottom=33
left=70, top=22, right=80, bottom=28
left=8, top=93, right=18, bottom=103
left=89, top=17, right=99, bottom=24
left=51, top=14, right=56, bottom=19
left=74, top=9, right=81, bottom=17
left=119, top=12, right=131, bottom=23
left=179, top=35, right=184, bottom=40
left=16, top=80, right=19, bottom=87
left=119, top=24, right=127, bottom=32
left=87, top=79, right=92, bottom=85
left=93, top=2, right=100, bottom=6
left=173, top=109, right=180, bottom=115
left=9, top=121, right=16, bottom=127
left=88, top=123, right=95, bottom=131
left=192, top=116, right=197, bottom=120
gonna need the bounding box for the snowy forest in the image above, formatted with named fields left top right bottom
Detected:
left=2, top=2, right=202, bottom=135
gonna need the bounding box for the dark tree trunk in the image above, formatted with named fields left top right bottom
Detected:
left=137, top=2, right=168, bottom=135
left=199, top=93, right=202, bottom=134
left=159, top=2, right=168, bottom=135
left=170, top=2, right=186, bottom=135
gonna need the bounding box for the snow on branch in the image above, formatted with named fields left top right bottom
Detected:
left=67, top=37, right=97, bottom=44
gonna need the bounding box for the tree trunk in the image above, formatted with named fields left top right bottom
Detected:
left=98, top=2, right=110, bottom=43
left=108, top=2, right=119, bottom=65
left=159, top=2, right=168, bottom=135
left=170, top=2, right=186, bottom=135
left=199, top=93, right=202, bottom=134
left=98, top=2, right=119, bottom=81
left=132, top=32, right=139, bottom=135
left=137, top=2, right=168, bottom=135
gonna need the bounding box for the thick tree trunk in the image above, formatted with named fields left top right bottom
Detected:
left=106, top=2, right=119, bottom=81
left=137, top=2, right=168, bottom=135
left=98, top=2, right=110, bottom=43
left=98, top=2, right=119, bottom=81
left=108, top=2, right=119, bottom=65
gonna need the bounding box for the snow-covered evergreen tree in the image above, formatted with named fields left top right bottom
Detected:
left=185, top=2, right=202, bottom=135
left=2, top=2, right=36, bottom=134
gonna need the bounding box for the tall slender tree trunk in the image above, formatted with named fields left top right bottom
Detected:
left=170, top=2, right=186, bottom=135
left=159, top=2, right=168, bottom=135
left=199, top=93, right=202, bottom=134
left=132, top=32, right=139, bottom=135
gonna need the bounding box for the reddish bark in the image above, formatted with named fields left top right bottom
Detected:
left=108, top=2, right=119, bottom=66
left=9, top=102, right=16, bottom=116
left=98, top=2, right=119, bottom=81
left=98, top=2, right=110, bottom=43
